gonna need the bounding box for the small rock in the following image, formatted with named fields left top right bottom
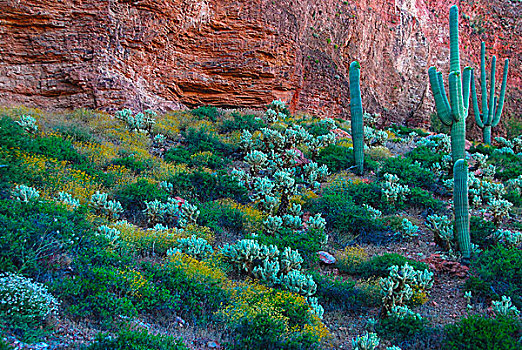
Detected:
left=318, top=251, right=336, bottom=264
left=207, top=341, right=219, bottom=348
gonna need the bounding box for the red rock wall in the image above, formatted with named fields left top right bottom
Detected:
left=0, top=0, right=520, bottom=126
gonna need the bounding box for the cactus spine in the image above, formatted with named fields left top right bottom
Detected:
left=428, top=5, right=471, bottom=164
left=350, top=61, right=364, bottom=175
left=453, top=159, right=471, bottom=260
left=471, top=42, right=509, bottom=145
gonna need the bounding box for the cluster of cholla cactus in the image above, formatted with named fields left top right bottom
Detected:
left=55, top=191, right=80, bottom=209
left=89, top=191, right=124, bottom=219
left=416, top=134, right=452, bottom=154
left=232, top=100, right=335, bottom=216
left=115, top=108, right=156, bottom=134
left=492, top=296, right=520, bottom=318
left=350, top=61, right=365, bottom=175
left=15, top=115, right=38, bottom=134
left=381, top=174, right=410, bottom=204
left=363, top=204, right=382, bottom=219
left=471, top=153, right=496, bottom=180
left=143, top=197, right=199, bottom=228
left=493, top=229, right=522, bottom=248
left=12, top=184, right=40, bottom=202
left=221, top=239, right=318, bottom=299
left=153, top=133, right=167, bottom=145
left=506, top=175, right=522, bottom=195
left=471, top=42, right=509, bottom=145
left=352, top=332, right=401, bottom=350
left=263, top=203, right=326, bottom=236
left=426, top=214, right=453, bottom=250
left=494, top=136, right=522, bottom=155
left=379, top=263, right=433, bottom=318
left=167, top=235, right=213, bottom=260
left=364, top=126, right=388, bottom=147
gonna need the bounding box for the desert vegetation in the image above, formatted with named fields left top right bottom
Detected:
left=0, top=4, right=521, bottom=350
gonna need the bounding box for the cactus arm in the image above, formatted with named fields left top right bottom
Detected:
left=349, top=61, right=364, bottom=175
left=462, top=67, right=472, bottom=112
left=449, top=71, right=464, bottom=122
left=471, top=69, right=484, bottom=128
left=480, top=42, right=488, bottom=118
left=486, top=56, right=497, bottom=125
left=449, top=6, right=461, bottom=74
left=454, top=159, right=471, bottom=260
left=492, top=59, right=509, bottom=127
left=438, top=71, right=452, bottom=120
left=428, top=67, right=453, bottom=126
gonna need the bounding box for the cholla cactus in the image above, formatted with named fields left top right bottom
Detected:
left=307, top=213, right=326, bottom=231
left=16, top=115, right=38, bottom=134
left=168, top=235, right=213, bottom=260
left=0, top=272, right=59, bottom=321
left=56, top=191, right=80, bottom=208
left=487, top=198, right=513, bottom=222
left=307, top=297, right=324, bottom=319
left=152, top=223, right=169, bottom=232
left=379, top=263, right=433, bottom=316
left=387, top=347, right=402, bottom=350
left=221, top=239, right=263, bottom=272
left=381, top=173, right=410, bottom=203
left=416, top=134, right=452, bottom=154
left=401, top=218, right=419, bottom=240
left=493, top=229, right=522, bottom=247
left=352, top=332, right=380, bottom=350
left=506, top=175, right=522, bottom=195
left=280, top=270, right=317, bottom=296
left=245, top=150, right=269, bottom=173
left=464, top=291, right=473, bottom=311
left=264, top=216, right=283, bottom=235
left=89, top=191, right=108, bottom=212
left=363, top=204, right=382, bottom=219
left=144, top=199, right=167, bottom=225
left=282, top=214, right=302, bottom=230
left=364, top=126, right=388, bottom=147
left=12, top=184, right=40, bottom=202
left=97, top=225, right=121, bottom=243
left=179, top=202, right=200, bottom=227
left=280, top=247, right=303, bottom=273
left=115, top=108, right=155, bottom=133
left=389, top=305, right=422, bottom=321
left=495, top=136, right=522, bottom=154
left=159, top=181, right=174, bottom=194
left=154, top=133, right=166, bottom=145
left=104, top=200, right=124, bottom=220
left=252, top=259, right=280, bottom=286
left=492, top=296, right=520, bottom=317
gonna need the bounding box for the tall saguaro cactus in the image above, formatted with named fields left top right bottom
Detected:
left=349, top=61, right=364, bottom=175
left=428, top=5, right=472, bottom=164
left=453, top=159, right=471, bottom=260
left=471, top=42, right=509, bottom=145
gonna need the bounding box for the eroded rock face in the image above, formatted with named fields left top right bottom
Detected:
left=0, top=0, right=520, bottom=126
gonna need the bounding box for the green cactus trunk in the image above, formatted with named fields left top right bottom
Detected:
left=428, top=6, right=471, bottom=166
left=453, top=159, right=471, bottom=260
left=483, top=125, right=492, bottom=145
left=349, top=61, right=364, bottom=175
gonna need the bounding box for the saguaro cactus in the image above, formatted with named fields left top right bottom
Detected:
left=350, top=61, right=364, bottom=175
left=453, top=159, right=471, bottom=260
left=428, top=5, right=472, bottom=164
left=471, top=42, right=509, bottom=145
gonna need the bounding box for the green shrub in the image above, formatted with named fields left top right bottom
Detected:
left=377, top=312, right=427, bottom=341
left=505, top=115, right=522, bottom=139
left=389, top=124, right=429, bottom=137
left=444, top=315, right=521, bottom=350
left=115, top=179, right=169, bottom=211
left=338, top=253, right=428, bottom=278
left=111, top=156, right=154, bottom=174
left=0, top=199, right=91, bottom=277
left=316, top=145, right=378, bottom=172
left=191, top=106, right=220, bottom=122
left=406, top=146, right=444, bottom=169
left=198, top=201, right=245, bottom=235
left=220, top=112, right=266, bottom=132
left=466, top=245, right=522, bottom=309
left=165, top=170, right=248, bottom=204
left=182, top=128, right=237, bottom=156
left=308, top=271, right=364, bottom=311
left=408, top=187, right=444, bottom=212
left=379, top=156, right=435, bottom=189
left=84, top=328, right=188, bottom=350
left=470, top=216, right=496, bottom=248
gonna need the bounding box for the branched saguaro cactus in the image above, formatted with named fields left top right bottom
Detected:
left=453, top=159, right=471, bottom=260
left=349, top=61, right=364, bottom=175
left=471, top=42, right=509, bottom=145
left=428, top=5, right=472, bottom=164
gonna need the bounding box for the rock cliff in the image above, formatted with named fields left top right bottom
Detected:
left=0, top=0, right=520, bottom=126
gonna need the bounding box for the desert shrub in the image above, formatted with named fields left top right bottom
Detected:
left=308, top=271, right=364, bottom=311
left=338, top=252, right=427, bottom=279
left=115, top=179, right=169, bottom=211
left=443, top=315, right=521, bottom=350
left=191, top=106, right=220, bottom=122
left=198, top=201, right=246, bottom=235
left=465, top=245, right=522, bottom=309
left=0, top=199, right=91, bottom=277
left=111, top=156, right=154, bottom=174
left=488, top=152, right=522, bottom=181
left=165, top=170, right=248, bottom=203
left=379, top=156, right=435, bottom=189
left=316, top=145, right=378, bottom=172
left=145, top=254, right=230, bottom=322
left=505, top=115, right=522, bottom=139
left=181, top=128, right=237, bottom=156
left=53, top=122, right=94, bottom=143
left=408, top=187, right=444, bottom=212
left=219, top=285, right=329, bottom=350
left=406, top=146, right=445, bottom=169
left=220, top=112, right=266, bottom=132
left=389, top=124, right=429, bottom=137
left=163, top=147, right=191, bottom=165
left=84, top=328, right=188, bottom=350
left=377, top=311, right=428, bottom=341
left=470, top=216, right=496, bottom=248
